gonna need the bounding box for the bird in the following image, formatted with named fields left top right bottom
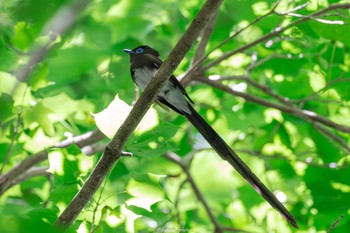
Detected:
left=123, top=45, right=298, bottom=228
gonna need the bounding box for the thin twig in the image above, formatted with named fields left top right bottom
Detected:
left=203, top=3, right=350, bottom=70
left=327, top=214, right=344, bottom=233
left=285, top=13, right=345, bottom=25
left=292, top=77, right=350, bottom=105
left=173, top=179, right=189, bottom=227
left=192, top=11, right=218, bottom=64
left=241, top=149, right=348, bottom=169
left=0, top=110, right=22, bottom=175
left=247, top=53, right=301, bottom=73
left=213, top=0, right=282, bottom=53
left=89, top=176, right=110, bottom=233
left=313, top=123, right=350, bottom=153
left=276, top=2, right=309, bottom=15
left=164, top=152, right=245, bottom=233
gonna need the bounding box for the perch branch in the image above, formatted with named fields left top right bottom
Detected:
left=54, top=0, right=224, bottom=228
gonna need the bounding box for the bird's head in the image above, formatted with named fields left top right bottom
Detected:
left=123, top=45, right=160, bottom=57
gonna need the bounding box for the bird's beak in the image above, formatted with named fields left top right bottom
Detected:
left=123, top=49, right=134, bottom=54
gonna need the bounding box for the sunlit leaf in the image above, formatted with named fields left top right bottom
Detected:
left=92, top=94, right=159, bottom=139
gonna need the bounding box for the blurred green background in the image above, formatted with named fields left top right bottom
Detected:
left=1, top=0, right=350, bottom=232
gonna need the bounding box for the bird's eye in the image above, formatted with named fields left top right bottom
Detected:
left=135, top=48, right=144, bottom=54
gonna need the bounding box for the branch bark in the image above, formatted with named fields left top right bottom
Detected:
left=203, top=2, right=350, bottom=70
left=15, top=0, right=89, bottom=85
left=54, top=0, right=224, bottom=228
left=199, top=78, right=350, bottom=134
left=0, top=130, right=105, bottom=195
left=164, top=152, right=245, bottom=233
left=0, top=150, right=48, bottom=195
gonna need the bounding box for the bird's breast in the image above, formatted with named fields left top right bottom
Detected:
left=132, top=67, right=158, bottom=91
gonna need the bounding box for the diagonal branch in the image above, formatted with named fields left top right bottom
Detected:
left=208, top=74, right=293, bottom=106
left=205, top=74, right=350, bottom=152
left=200, top=78, right=350, bottom=134
left=5, top=167, right=51, bottom=192
left=0, top=110, right=22, bottom=175
left=0, top=150, right=48, bottom=195
left=192, top=11, right=218, bottom=64
left=313, top=123, right=350, bottom=154
left=15, top=0, right=89, bottom=86
left=54, top=0, right=224, bottom=228
left=181, top=10, right=220, bottom=86
left=181, top=0, right=283, bottom=84
left=164, top=152, right=246, bottom=233
left=0, top=130, right=105, bottom=195
left=203, top=2, right=350, bottom=70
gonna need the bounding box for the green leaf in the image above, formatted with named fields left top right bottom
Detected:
left=10, top=22, right=34, bottom=50
left=49, top=183, right=80, bottom=204
left=26, top=206, right=59, bottom=224
left=0, top=71, right=34, bottom=106
left=126, top=123, right=178, bottom=158
left=309, top=125, right=341, bottom=163
left=309, top=17, right=350, bottom=46
left=126, top=178, right=164, bottom=211
left=23, top=102, right=55, bottom=136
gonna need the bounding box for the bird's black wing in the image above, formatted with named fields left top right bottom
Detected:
left=150, top=56, right=194, bottom=104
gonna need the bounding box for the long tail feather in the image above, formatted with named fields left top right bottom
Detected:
left=184, top=104, right=298, bottom=228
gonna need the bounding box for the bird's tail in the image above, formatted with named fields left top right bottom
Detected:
left=183, top=104, right=298, bottom=228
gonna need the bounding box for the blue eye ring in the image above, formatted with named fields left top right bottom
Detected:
left=135, top=48, right=144, bottom=54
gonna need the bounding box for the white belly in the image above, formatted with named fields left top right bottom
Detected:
left=133, top=68, right=191, bottom=114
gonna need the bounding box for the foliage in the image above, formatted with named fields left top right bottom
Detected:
left=1, top=0, right=350, bottom=232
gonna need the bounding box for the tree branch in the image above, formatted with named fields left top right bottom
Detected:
left=312, top=123, right=350, bottom=154
left=0, top=110, right=22, bottom=175
left=238, top=149, right=347, bottom=170
left=0, top=130, right=105, bottom=195
left=164, top=152, right=245, bottom=233
left=54, top=0, right=224, bottom=228
left=327, top=214, right=345, bottom=233
left=204, top=74, right=350, bottom=152
left=181, top=9, right=219, bottom=86
left=14, top=0, right=89, bottom=86
left=6, top=167, right=51, bottom=191
left=192, top=11, right=218, bottom=64
left=199, top=78, right=350, bottom=134
left=203, top=2, right=350, bottom=70
left=181, top=0, right=283, bottom=85
left=208, top=74, right=293, bottom=106
left=0, top=150, right=48, bottom=195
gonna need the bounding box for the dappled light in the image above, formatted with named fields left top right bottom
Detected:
left=1, top=0, right=350, bottom=233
